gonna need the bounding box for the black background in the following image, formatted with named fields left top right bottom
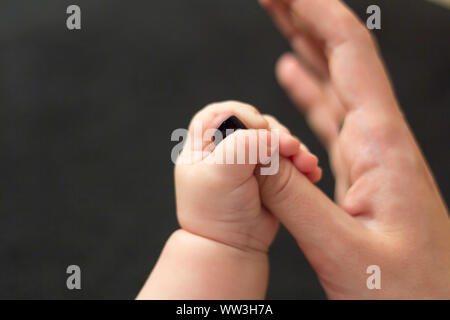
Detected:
left=0, top=0, right=449, bottom=299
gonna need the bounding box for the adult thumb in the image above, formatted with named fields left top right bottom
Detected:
left=258, top=157, right=363, bottom=268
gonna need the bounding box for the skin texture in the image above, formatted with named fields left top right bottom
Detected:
left=137, top=102, right=320, bottom=299
left=257, top=0, right=450, bottom=298
left=138, top=0, right=450, bottom=299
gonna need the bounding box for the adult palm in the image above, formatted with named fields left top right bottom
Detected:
left=258, top=0, right=450, bottom=299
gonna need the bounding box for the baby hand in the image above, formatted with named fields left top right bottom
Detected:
left=175, top=101, right=321, bottom=253
left=137, top=100, right=321, bottom=299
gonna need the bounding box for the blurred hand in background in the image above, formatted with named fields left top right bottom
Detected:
left=258, top=0, right=450, bottom=299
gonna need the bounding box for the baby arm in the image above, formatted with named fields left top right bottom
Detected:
left=137, top=101, right=321, bottom=299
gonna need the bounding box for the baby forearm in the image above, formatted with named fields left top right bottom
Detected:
left=137, top=229, right=269, bottom=299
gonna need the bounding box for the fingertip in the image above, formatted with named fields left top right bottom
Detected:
left=300, top=143, right=310, bottom=152
left=292, top=149, right=319, bottom=173
left=277, top=52, right=297, bottom=65
left=276, top=53, right=298, bottom=85
left=279, top=131, right=301, bottom=157
left=305, top=167, right=322, bottom=184
left=310, top=167, right=323, bottom=184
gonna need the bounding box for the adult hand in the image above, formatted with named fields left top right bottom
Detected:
left=258, top=0, right=450, bottom=299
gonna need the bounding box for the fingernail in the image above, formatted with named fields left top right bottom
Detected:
left=300, top=143, right=309, bottom=152
left=214, top=116, right=247, bottom=145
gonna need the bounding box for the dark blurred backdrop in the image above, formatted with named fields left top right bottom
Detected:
left=0, top=0, right=449, bottom=299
